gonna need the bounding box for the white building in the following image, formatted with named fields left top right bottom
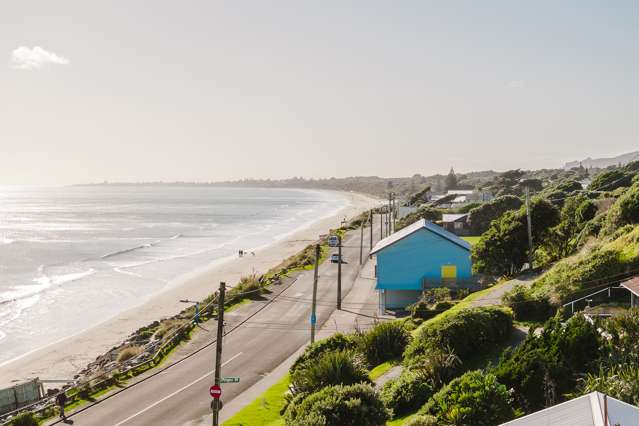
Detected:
left=500, top=392, right=639, bottom=426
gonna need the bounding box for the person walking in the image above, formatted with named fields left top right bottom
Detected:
left=56, top=391, right=67, bottom=420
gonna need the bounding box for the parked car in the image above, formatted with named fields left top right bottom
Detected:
left=328, top=235, right=340, bottom=247
left=330, top=253, right=342, bottom=263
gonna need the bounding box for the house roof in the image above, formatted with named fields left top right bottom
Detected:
left=499, top=392, right=639, bottom=426
left=370, top=219, right=471, bottom=255
left=442, top=213, right=468, bottom=223
left=621, top=276, right=639, bottom=297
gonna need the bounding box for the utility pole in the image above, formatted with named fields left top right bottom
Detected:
left=359, top=214, right=365, bottom=265
left=379, top=211, right=383, bottom=239
left=369, top=210, right=373, bottom=251
left=310, top=244, right=320, bottom=343
left=525, top=186, right=534, bottom=270
left=387, top=192, right=393, bottom=235
left=392, top=194, right=396, bottom=232
left=212, top=282, right=226, bottom=426
left=337, top=236, right=342, bottom=310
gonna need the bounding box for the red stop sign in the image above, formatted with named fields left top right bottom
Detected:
left=210, top=385, right=222, bottom=399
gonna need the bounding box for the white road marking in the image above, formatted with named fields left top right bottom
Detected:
left=112, top=352, right=243, bottom=426
left=294, top=292, right=304, bottom=297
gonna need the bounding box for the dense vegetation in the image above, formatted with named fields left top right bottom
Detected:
left=404, top=307, right=512, bottom=363
left=420, top=371, right=515, bottom=426
left=284, top=383, right=389, bottom=426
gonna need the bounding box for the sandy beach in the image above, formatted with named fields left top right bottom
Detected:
left=0, top=191, right=379, bottom=388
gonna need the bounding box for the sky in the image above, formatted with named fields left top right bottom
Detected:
left=1, top=1, right=638, bottom=185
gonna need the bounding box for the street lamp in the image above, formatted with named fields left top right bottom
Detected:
left=180, top=299, right=200, bottom=324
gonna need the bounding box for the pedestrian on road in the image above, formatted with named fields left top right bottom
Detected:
left=56, top=391, right=67, bottom=420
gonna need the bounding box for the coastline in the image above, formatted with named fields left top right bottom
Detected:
left=0, top=191, right=379, bottom=388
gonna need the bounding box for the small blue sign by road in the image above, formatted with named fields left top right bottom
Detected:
left=310, top=313, right=317, bottom=325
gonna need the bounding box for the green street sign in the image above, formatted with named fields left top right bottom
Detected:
left=221, top=377, right=240, bottom=383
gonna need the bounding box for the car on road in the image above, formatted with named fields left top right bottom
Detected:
left=330, top=253, right=343, bottom=263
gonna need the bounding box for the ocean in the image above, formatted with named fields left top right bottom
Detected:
left=0, top=185, right=347, bottom=364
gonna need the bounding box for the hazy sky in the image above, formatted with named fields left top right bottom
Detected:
left=1, top=1, right=638, bottom=185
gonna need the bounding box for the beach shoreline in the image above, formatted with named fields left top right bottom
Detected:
left=0, top=191, right=379, bottom=388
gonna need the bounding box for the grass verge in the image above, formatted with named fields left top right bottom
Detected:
left=222, top=374, right=290, bottom=426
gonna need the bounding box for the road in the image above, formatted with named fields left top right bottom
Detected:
left=51, top=215, right=383, bottom=426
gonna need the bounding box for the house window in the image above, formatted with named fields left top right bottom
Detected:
left=454, top=222, right=464, bottom=230
left=441, top=265, right=457, bottom=280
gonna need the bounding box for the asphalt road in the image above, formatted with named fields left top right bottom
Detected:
left=52, top=216, right=382, bottom=426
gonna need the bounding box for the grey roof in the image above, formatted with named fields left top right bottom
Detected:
left=500, top=392, right=639, bottom=426
left=621, top=276, right=639, bottom=297
left=442, top=213, right=468, bottom=223
left=370, top=219, right=471, bottom=255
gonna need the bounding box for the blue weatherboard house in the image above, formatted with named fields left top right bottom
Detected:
left=371, top=219, right=474, bottom=310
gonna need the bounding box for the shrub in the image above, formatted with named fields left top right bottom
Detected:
left=290, top=333, right=357, bottom=375
left=600, top=309, right=639, bottom=366
left=409, top=347, right=462, bottom=389
left=530, top=225, right=639, bottom=303
left=576, top=199, right=598, bottom=225
left=577, top=366, right=639, bottom=406
left=494, top=315, right=601, bottom=412
left=117, top=345, right=142, bottom=362
left=284, top=383, right=389, bottom=426
left=421, top=371, right=515, bottom=426
left=404, top=307, right=513, bottom=363
left=290, top=350, right=370, bottom=395
left=381, top=370, right=433, bottom=417
left=10, top=413, right=38, bottom=426
left=404, top=415, right=438, bottom=426
left=358, top=321, right=411, bottom=365
left=232, top=274, right=264, bottom=298
left=502, top=285, right=555, bottom=322
left=603, top=182, right=639, bottom=234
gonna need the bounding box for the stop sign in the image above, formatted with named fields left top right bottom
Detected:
left=210, top=385, right=222, bottom=399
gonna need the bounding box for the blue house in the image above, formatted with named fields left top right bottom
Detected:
left=371, top=219, right=474, bottom=310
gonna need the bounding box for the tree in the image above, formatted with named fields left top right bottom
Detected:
left=589, top=169, right=634, bottom=191
left=472, top=198, right=560, bottom=275
left=445, top=168, right=458, bottom=191
left=488, top=169, right=526, bottom=196
left=494, top=315, right=601, bottom=413
left=466, top=195, right=523, bottom=235
left=421, top=371, right=515, bottom=426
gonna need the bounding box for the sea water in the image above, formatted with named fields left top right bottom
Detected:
left=0, top=186, right=347, bottom=364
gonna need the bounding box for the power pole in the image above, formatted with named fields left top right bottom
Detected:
left=379, top=211, right=383, bottom=239
left=525, top=186, right=534, bottom=270
left=337, top=236, right=342, bottom=310
left=310, top=244, right=320, bottom=343
left=387, top=193, right=391, bottom=236
left=369, top=210, right=373, bottom=251
left=212, top=282, right=226, bottom=426
left=359, top=214, right=365, bottom=265
left=392, top=194, right=396, bottom=232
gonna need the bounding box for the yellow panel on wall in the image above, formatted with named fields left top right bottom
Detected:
left=441, top=265, right=457, bottom=279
